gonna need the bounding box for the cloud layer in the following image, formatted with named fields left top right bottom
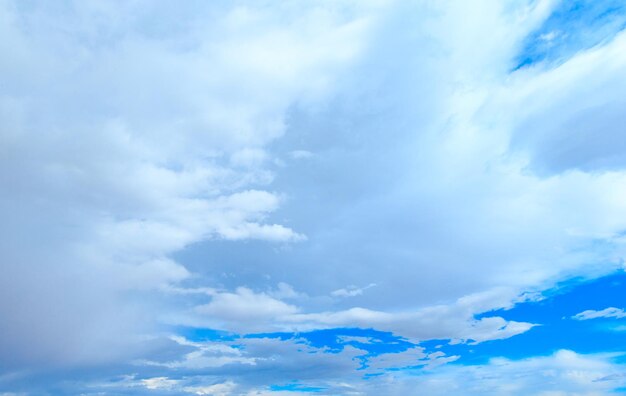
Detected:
left=3, top=0, right=626, bottom=394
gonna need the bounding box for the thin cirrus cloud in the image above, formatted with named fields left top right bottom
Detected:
left=3, top=0, right=626, bottom=394
left=573, top=307, right=626, bottom=321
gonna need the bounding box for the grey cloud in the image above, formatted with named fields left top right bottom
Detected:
left=0, top=0, right=366, bottom=370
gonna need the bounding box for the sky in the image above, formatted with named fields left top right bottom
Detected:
left=3, top=0, right=626, bottom=395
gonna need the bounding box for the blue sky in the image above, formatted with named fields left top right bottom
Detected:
left=3, top=0, right=626, bottom=395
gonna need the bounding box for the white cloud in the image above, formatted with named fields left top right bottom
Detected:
left=283, top=306, right=535, bottom=344
left=184, top=285, right=534, bottom=344
left=268, top=282, right=306, bottom=300
left=141, top=376, right=179, bottom=390
left=365, top=346, right=426, bottom=371
left=506, top=30, right=626, bottom=174
left=359, top=350, right=626, bottom=396
left=139, top=336, right=257, bottom=370
left=331, top=284, right=376, bottom=297
left=196, top=287, right=299, bottom=331
left=364, top=347, right=461, bottom=372
left=573, top=307, right=626, bottom=321
left=184, top=381, right=237, bottom=396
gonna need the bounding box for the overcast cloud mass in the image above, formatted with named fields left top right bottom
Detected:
left=3, top=0, right=626, bottom=394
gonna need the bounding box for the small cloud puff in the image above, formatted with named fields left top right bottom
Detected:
left=331, top=283, right=376, bottom=297
left=197, top=287, right=299, bottom=325
left=572, top=307, right=626, bottom=321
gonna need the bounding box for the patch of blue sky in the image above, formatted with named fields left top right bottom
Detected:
left=448, top=271, right=626, bottom=364
left=173, top=326, right=239, bottom=342
left=245, top=328, right=415, bottom=356
left=515, top=0, right=626, bottom=69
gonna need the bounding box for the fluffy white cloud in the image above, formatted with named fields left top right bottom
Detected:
left=182, top=284, right=534, bottom=344
left=0, top=0, right=370, bottom=368
left=196, top=287, right=299, bottom=331
left=282, top=304, right=535, bottom=344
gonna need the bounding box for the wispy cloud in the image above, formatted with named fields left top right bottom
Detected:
left=573, top=307, right=626, bottom=321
